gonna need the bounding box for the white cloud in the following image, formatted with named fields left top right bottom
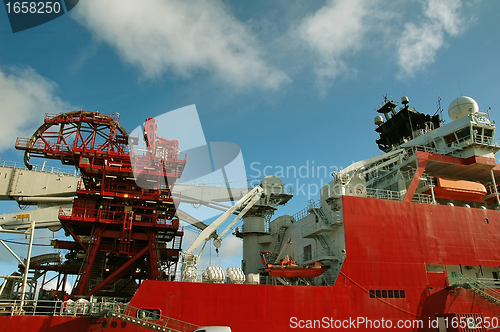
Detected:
left=296, top=0, right=373, bottom=88
left=294, top=0, right=472, bottom=86
left=0, top=67, right=73, bottom=152
left=72, top=0, right=291, bottom=89
left=424, top=0, right=464, bottom=36
left=397, top=0, right=466, bottom=77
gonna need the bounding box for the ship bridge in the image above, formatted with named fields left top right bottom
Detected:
left=324, top=95, right=500, bottom=210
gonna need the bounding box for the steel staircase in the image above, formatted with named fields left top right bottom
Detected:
left=87, top=251, right=106, bottom=290
left=306, top=200, right=330, bottom=223
left=449, top=274, right=500, bottom=306
left=268, top=226, right=287, bottom=263
left=73, top=232, right=101, bottom=295
left=107, top=302, right=199, bottom=332
left=316, top=234, right=330, bottom=253
left=309, top=207, right=329, bottom=224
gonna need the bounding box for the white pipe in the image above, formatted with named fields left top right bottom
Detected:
left=17, top=197, right=75, bottom=203
left=0, top=227, right=32, bottom=235
left=430, top=185, right=436, bottom=204
left=0, top=281, right=6, bottom=299
left=0, top=240, right=25, bottom=268
left=19, top=219, right=35, bottom=313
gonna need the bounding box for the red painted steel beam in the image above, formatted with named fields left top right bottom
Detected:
left=61, top=224, right=89, bottom=251
left=17, top=111, right=186, bottom=298
left=50, top=239, right=83, bottom=250
left=87, top=244, right=150, bottom=295
left=404, top=151, right=429, bottom=202
left=73, top=229, right=103, bottom=295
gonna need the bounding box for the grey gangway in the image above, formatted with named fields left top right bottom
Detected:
left=449, top=274, right=500, bottom=307
left=108, top=302, right=200, bottom=332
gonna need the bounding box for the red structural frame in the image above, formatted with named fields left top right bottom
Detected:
left=16, top=111, right=186, bottom=297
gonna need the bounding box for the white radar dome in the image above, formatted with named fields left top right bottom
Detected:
left=261, top=175, right=283, bottom=187
left=261, top=175, right=284, bottom=195
left=448, top=96, right=479, bottom=121
left=374, top=115, right=384, bottom=126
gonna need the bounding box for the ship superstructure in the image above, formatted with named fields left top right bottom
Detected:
left=241, top=96, right=500, bottom=288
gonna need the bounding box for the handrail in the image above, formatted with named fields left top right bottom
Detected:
left=44, top=112, right=120, bottom=123
left=109, top=302, right=199, bottom=332
left=411, top=193, right=433, bottom=204
left=58, top=206, right=178, bottom=226
left=449, top=274, right=500, bottom=306
left=0, top=298, right=115, bottom=317
left=293, top=207, right=309, bottom=221
left=0, top=159, right=79, bottom=176
left=297, top=247, right=337, bottom=264
left=366, top=188, right=403, bottom=201
left=301, top=220, right=338, bottom=237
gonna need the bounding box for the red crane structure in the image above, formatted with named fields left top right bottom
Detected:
left=15, top=110, right=186, bottom=297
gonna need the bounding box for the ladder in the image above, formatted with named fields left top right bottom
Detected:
left=119, top=211, right=134, bottom=254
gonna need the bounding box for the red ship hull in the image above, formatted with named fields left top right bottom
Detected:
left=2, top=195, right=500, bottom=331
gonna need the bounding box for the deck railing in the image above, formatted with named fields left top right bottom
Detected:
left=109, top=302, right=199, bottom=332
left=0, top=159, right=79, bottom=176
left=0, top=298, right=115, bottom=317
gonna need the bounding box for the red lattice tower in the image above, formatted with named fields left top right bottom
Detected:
left=16, top=111, right=186, bottom=297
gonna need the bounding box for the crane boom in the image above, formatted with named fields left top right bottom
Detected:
left=180, top=185, right=264, bottom=282
left=185, top=185, right=264, bottom=254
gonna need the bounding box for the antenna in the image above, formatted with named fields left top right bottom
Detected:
left=486, top=107, right=494, bottom=124
left=434, top=96, right=445, bottom=125
left=455, top=73, right=463, bottom=96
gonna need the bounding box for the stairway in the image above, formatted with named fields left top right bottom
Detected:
left=449, top=275, right=500, bottom=307
left=316, top=234, right=330, bottom=252
left=268, top=226, right=287, bottom=264
left=87, top=252, right=106, bottom=291
left=171, top=235, right=182, bottom=250
left=73, top=238, right=99, bottom=295
left=309, top=206, right=329, bottom=224
left=108, top=302, right=199, bottom=332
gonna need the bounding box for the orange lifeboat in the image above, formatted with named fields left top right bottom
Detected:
left=425, top=177, right=487, bottom=202
left=264, top=260, right=328, bottom=278
left=260, top=249, right=328, bottom=279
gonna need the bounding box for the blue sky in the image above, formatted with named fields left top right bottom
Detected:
left=0, top=0, right=499, bottom=283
